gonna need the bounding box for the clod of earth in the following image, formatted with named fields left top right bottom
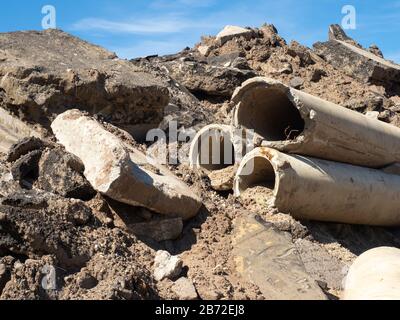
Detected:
left=0, top=29, right=169, bottom=138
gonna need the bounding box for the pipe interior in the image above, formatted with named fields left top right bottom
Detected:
left=237, top=87, right=305, bottom=141
left=197, top=129, right=235, bottom=171
left=238, top=156, right=276, bottom=193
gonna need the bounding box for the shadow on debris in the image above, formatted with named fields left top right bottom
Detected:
left=304, top=220, right=400, bottom=256
left=133, top=205, right=210, bottom=255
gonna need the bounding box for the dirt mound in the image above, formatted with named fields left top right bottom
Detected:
left=1, top=23, right=400, bottom=300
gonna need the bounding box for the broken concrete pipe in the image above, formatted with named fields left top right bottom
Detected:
left=51, top=109, right=202, bottom=220
left=234, top=147, right=400, bottom=226
left=0, top=107, right=42, bottom=154
left=189, top=124, right=239, bottom=191
left=343, top=247, right=400, bottom=300
left=232, top=77, right=400, bottom=168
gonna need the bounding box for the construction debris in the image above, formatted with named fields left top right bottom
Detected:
left=189, top=124, right=238, bottom=190
left=172, top=277, right=198, bottom=300
left=154, top=251, right=183, bottom=281
left=314, top=25, right=400, bottom=87
left=232, top=77, right=400, bottom=168
left=0, top=29, right=170, bottom=137
left=235, top=147, right=400, bottom=226
left=216, top=25, right=256, bottom=46
left=51, top=110, right=202, bottom=219
left=343, top=247, right=400, bottom=300
left=1, top=21, right=400, bottom=301
left=232, top=214, right=327, bottom=300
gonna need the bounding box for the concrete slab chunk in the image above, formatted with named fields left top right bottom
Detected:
left=232, top=214, right=327, bottom=300
left=216, top=25, right=255, bottom=45
left=51, top=110, right=202, bottom=219
left=314, top=38, right=400, bottom=85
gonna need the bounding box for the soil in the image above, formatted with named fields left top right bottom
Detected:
left=1, top=23, right=400, bottom=300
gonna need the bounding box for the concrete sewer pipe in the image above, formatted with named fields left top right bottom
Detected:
left=189, top=124, right=240, bottom=191
left=343, top=247, right=400, bottom=300
left=234, top=147, right=400, bottom=226
left=232, top=77, right=400, bottom=168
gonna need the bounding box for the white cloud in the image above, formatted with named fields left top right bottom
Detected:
left=70, top=11, right=220, bottom=35
left=150, top=0, right=216, bottom=9
left=71, top=17, right=189, bottom=34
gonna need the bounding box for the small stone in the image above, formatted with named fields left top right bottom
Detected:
left=197, top=45, right=211, bottom=56
left=77, top=271, right=98, bottom=289
left=390, top=96, right=400, bottom=107
left=365, top=111, right=380, bottom=119
left=172, top=277, right=198, bottom=300
left=129, top=217, right=183, bottom=242
left=278, top=63, right=292, bottom=74
left=0, top=212, right=7, bottom=222
left=35, top=148, right=95, bottom=201
left=311, top=69, right=327, bottom=82
left=216, top=25, right=255, bottom=46
left=378, top=110, right=391, bottom=122
left=369, top=44, right=384, bottom=58
left=153, top=250, right=182, bottom=281
left=6, top=137, right=45, bottom=163
left=289, top=77, right=304, bottom=89
left=11, top=149, right=42, bottom=185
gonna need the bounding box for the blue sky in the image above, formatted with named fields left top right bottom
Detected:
left=0, top=0, right=399, bottom=62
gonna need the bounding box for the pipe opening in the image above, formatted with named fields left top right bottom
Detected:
left=238, top=156, right=276, bottom=193
left=237, top=87, right=305, bottom=141
left=197, top=129, right=235, bottom=171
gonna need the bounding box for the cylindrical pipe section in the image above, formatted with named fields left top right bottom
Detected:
left=343, top=247, right=400, bottom=300
left=232, top=77, right=400, bottom=168
left=189, top=124, right=238, bottom=190
left=234, top=147, right=400, bottom=226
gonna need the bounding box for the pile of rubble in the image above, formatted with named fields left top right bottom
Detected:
left=1, top=23, right=400, bottom=300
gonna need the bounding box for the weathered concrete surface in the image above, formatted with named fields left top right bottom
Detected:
left=235, top=147, right=400, bottom=226
left=51, top=110, right=201, bottom=219
left=0, top=29, right=169, bottom=134
left=189, top=124, right=237, bottom=191
left=216, top=25, right=255, bottom=45
left=314, top=26, right=400, bottom=85
left=232, top=214, right=326, bottom=300
left=343, top=247, right=400, bottom=300
left=232, top=77, right=400, bottom=168
left=0, top=108, right=42, bottom=154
